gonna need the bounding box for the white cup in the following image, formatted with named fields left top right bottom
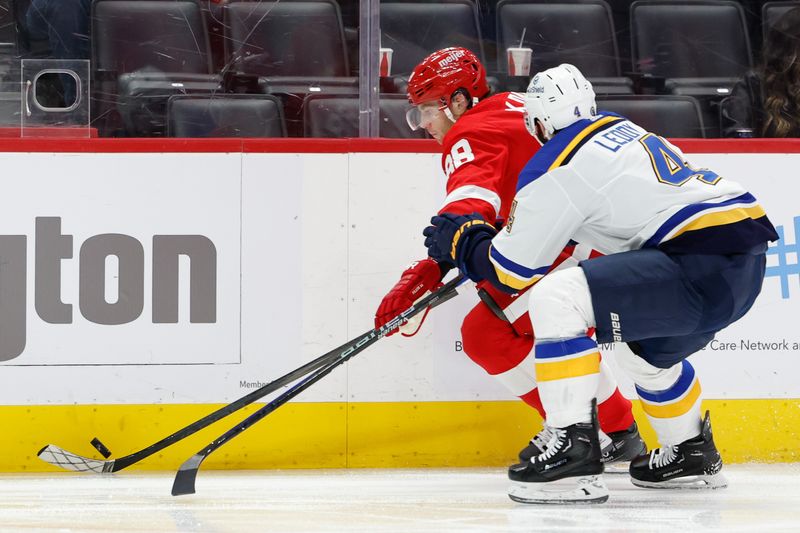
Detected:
left=379, top=47, right=393, bottom=77
left=507, top=47, right=533, bottom=77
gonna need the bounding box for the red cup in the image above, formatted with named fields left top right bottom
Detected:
left=507, top=47, right=533, bottom=77
left=379, top=47, right=393, bottom=77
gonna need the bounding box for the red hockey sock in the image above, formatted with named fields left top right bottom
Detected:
left=519, top=388, right=546, bottom=419
left=598, top=387, right=635, bottom=434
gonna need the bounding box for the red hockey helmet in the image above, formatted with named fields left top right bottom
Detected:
left=407, top=47, right=489, bottom=107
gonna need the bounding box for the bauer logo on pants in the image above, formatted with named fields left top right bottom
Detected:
left=610, top=312, right=623, bottom=342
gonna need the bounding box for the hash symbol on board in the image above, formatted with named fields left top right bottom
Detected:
left=765, top=216, right=799, bottom=299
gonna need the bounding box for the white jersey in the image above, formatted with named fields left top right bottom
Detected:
left=489, top=113, right=776, bottom=291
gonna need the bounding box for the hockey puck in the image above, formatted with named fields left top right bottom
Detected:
left=90, top=437, right=112, bottom=459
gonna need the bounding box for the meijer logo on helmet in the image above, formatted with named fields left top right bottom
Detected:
left=0, top=217, right=217, bottom=362
left=437, top=49, right=466, bottom=68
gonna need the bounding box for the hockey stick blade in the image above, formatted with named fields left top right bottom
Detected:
left=37, top=444, right=114, bottom=474
left=37, top=328, right=372, bottom=473
left=171, top=342, right=376, bottom=496
left=171, top=454, right=205, bottom=495
left=171, top=275, right=465, bottom=496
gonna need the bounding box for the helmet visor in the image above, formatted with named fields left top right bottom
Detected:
left=405, top=101, right=446, bottom=131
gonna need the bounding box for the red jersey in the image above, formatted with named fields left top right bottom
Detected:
left=438, top=92, right=540, bottom=224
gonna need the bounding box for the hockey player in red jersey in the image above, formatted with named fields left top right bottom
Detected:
left=374, top=47, right=645, bottom=470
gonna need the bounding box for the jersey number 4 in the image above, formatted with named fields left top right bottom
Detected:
left=640, top=134, right=720, bottom=186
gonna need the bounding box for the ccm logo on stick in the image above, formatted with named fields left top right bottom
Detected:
left=0, top=217, right=217, bottom=361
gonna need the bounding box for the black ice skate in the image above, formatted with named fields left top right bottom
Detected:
left=508, top=405, right=608, bottom=504
left=600, top=421, right=648, bottom=474
left=519, top=421, right=646, bottom=475
left=629, top=411, right=727, bottom=489
left=517, top=424, right=554, bottom=462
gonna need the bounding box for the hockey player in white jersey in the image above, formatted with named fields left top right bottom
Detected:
left=422, top=64, right=778, bottom=504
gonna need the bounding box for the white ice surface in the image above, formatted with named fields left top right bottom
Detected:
left=1, top=465, right=799, bottom=532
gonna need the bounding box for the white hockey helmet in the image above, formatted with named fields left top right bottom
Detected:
left=523, top=64, right=597, bottom=144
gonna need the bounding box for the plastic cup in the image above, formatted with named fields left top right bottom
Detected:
left=507, top=47, right=532, bottom=77
left=379, top=48, right=393, bottom=77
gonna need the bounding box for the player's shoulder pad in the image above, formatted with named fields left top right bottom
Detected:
left=516, top=113, right=627, bottom=192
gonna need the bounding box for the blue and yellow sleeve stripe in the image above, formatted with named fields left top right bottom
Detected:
left=488, top=245, right=548, bottom=291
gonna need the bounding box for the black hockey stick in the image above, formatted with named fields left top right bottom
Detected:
left=37, top=293, right=437, bottom=475
left=37, top=341, right=354, bottom=474
left=171, top=274, right=465, bottom=496
left=37, top=275, right=465, bottom=474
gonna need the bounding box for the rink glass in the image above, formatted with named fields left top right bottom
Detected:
left=0, top=0, right=764, bottom=139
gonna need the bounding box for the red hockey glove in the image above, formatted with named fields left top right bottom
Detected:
left=375, top=258, right=444, bottom=337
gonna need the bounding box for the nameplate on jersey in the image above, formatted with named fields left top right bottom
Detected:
left=593, top=122, right=644, bottom=153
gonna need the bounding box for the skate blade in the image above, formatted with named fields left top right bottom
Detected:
left=508, top=475, right=609, bottom=505
left=631, top=472, right=728, bottom=490
left=602, top=460, right=631, bottom=475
